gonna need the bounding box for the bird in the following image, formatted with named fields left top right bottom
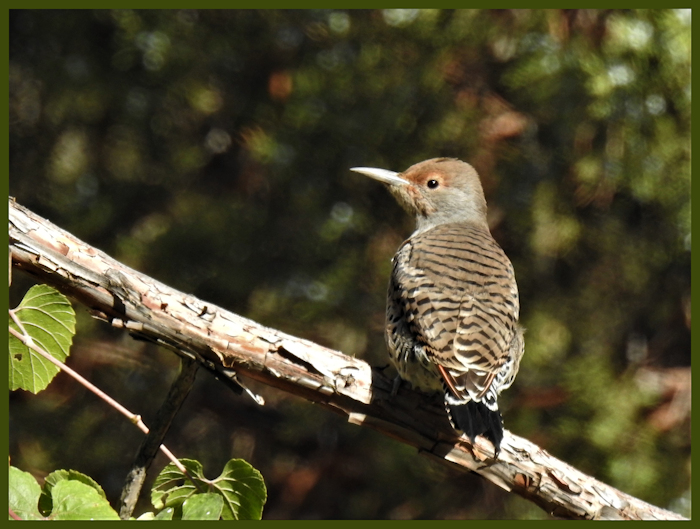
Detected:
left=351, top=158, right=524, bottom=454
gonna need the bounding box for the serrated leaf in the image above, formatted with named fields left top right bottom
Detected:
left=8, top=466, right=44, bottom=520
left=217, top=459, right=267, bottom=520
left=49, top=480, right=120, bottom=520
left=39, top=469, right=107, bottom=515
left=9, top=284, right=76, bottom=393
left=182, top=493, right=224, bottom=520
left=152, top=458, right=267, bottom=520
left=151, top=459, right=205, bottom=512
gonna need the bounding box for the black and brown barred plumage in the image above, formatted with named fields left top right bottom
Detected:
left=352, top=158, right=524, bottom=453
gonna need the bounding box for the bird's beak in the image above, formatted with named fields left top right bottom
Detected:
left=350, top=167, right=408, bottom=187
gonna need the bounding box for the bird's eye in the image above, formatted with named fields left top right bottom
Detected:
left=427, top=179, right=440, bottom=189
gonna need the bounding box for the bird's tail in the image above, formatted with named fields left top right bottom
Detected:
left=445, top=398, right=504, bottom=454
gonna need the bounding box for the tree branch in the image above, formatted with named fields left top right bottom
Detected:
left=8, top=198, right=686, bottom=521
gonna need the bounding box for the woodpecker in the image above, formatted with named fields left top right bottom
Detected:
left=352, top=158, right=524, bottom=453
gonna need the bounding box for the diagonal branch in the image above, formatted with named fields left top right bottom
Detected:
left=8, top=198, right=686, bottom=521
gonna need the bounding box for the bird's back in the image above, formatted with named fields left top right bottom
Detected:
left=389, top=221, right=521, bottom=411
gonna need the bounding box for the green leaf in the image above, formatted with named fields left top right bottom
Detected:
left=8, top=466, right=44, bottom=520
left=217, top=459, right=268, bottom=520
left=9, top=284, right=76, bottom=393
left=151, top=459, right=203, bottom=513
left=152, top=458, right=267, bottom=520
left=135, top=508, right=176, bottom=520
left=182, top=493, right=224, bottom=520
left=39, top=469, right=107, bottom=515
left=49, top=480, right=120, bottom=520
left=154, top=507, right=175, bottom=520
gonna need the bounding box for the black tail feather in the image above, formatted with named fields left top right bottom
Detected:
left=447, top=400, right=504, bottom=454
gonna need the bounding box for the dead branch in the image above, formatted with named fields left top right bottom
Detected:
left=8, top=198, right=686, bottom=520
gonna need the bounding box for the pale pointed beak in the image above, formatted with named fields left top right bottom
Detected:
left=350, top=167, right=408, bottom=187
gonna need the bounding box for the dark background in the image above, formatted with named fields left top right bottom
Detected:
left=9, top=9, right=690, bottom=519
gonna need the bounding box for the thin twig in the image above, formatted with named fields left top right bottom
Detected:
left=8, top=323, right=187, bottom=474
left=118, top=357, right=200, bottom=519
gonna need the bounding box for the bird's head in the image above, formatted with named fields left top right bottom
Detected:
left=351, top=157, right=488, bottom=233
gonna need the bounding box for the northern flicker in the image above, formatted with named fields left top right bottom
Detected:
left=351, top=158, right=524, bottom=453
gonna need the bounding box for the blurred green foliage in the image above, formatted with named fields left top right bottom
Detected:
left=9, top=9, right=690, bottom=519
